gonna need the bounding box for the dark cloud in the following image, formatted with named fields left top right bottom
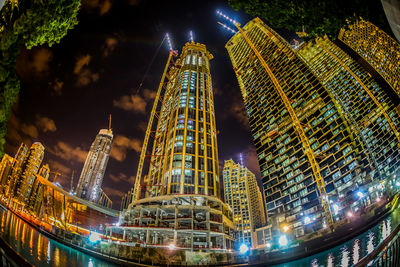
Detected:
left=110, top=135, right=141, bottom=162
left=16, top=47, right=53, bottom=79
left=51, top=79, right=64, bottom=95
left=73, top=55, right=99, bottom=87
left=102, top=37, right=118, bottom=57
left=82, top=0, right=113, bottom=16
left=36, top=115, right=57, bottom=133
left=48, top=141, right=88, bottom=163
left=113, top=89, right=156, bottom=114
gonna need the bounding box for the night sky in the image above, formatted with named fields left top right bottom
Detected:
left=5, top=0, right=262, bottom=209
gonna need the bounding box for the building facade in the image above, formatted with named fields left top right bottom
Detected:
left=0, top=154, right=13, bottom=194
left=223, top=159, right=265, bottom=247
left=338, top=19, right=400, bottom=97
left=18, top=142, right=45, bottom=204
left=225, top=18, right=376, bottom=239
left=76, top=128, right=113, bottom=202
left=28, top=164, right=50, bottom=215
left=6, top=143, right=29, bottom=198
left=298, top=36, right=400, bottom=183
left=97, top=189, right=113, bottom=209
left=120, top=188, right=134, bottom=211
left=111, top=42, right=235, bottom=251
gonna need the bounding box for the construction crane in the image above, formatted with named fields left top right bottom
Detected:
left=315, top=37, right=400, bottom=146
left=133, top=33, right=177, bottom=202
left=217, top=11, right=335, bottom=231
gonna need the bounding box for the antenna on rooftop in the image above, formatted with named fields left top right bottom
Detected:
left=166, top=33, right=174, bottom=51
left=189, top=31, right=194, bottom=43
left=108, top=114, right=112, bottom=131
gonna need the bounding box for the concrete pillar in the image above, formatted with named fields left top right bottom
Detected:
left=146, top=229, right=150, bottom=244
left=223, top=235, right=226, bottom=250
left=123, top=229, right=126, bottom=240
left=206, top=209, right=211, bottom=249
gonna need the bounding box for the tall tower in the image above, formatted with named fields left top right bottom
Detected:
left=298, top=36, right=400, bottom=181
left=28, top=164, right=50, bottom=215
left=0, top=154, right=14, bottom=194
left=76, top=125, right=113, bottom=202
left=338, top=19, right=400, bottom=97
left=18, top=142, right=45, bottom=203
left=114, top=41, right=234, bottom=251
left=6, top=143, right=29, bottom=198
left=225, top=18, right=368, bottom=238
left=144, top=42, right=220, bottom=198
left=223, top=159, right=265, bottom=248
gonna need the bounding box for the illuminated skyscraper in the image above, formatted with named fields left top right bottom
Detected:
left=28, top=164, right=50, bottom=215
left=18, top=142, right=45, bottom=203
left=0, top=154, right=13, bottom=194
left=6, top=143, right=29, bottom=198
left=76, top=128, right=113, bottom=202
left=298, top=36, right=400, bottom=181
left=338, top=19, right=400, bottom=96
left=223, top=159, right=265, bottom=247
left=225, top=18, right=369, bottom=238
left=111, top=41, right=234, bottom=251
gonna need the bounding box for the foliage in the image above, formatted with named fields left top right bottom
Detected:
left=0, top=0, right=81, bottom=157
left=228, top=0, right=391, bottom=40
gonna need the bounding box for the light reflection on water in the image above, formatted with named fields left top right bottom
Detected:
left=352, top=239, right=360, bottom=265
left=0, top=210, right=116, bottom=267
left=274, top=208, right=399, bottom=267
left=0, top=206, right=399, bottom=267
left=341, top=246, right=350, bottom=267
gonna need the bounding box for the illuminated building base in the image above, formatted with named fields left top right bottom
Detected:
left=106, top=195, right=235, bottom=251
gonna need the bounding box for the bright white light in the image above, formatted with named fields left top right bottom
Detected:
left=283, top=225, right=289, bottom=232
left=396, top=181, right=400, bottom=187
left=88, top=232, right=101, bottom=243
left=332, top=204, right=339, bottom=215
left=239, top=244, right=249, bottom=254
left=116, top=222, right=120, bottom=227
left=266, top=242, right=271, bottom=248
left=347, top=212, right=353, bottom=218
left=304, top=216, right=311, bottom=224
left=357, top=191, right=364, bottom=198
left=376, top=197, right=381, bottom=202
left=168, top=243, right=176, bottom=250
left=279, top=235, right=288, bottom=247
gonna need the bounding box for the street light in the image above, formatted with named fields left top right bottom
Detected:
left=279, top=235, right=288, bottom=247
left=239, top=243, right=249, bottom=254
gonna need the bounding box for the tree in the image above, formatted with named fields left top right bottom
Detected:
left=0, top=0, right=81, bottom=157
left=228, top=0, right=391, bottom=40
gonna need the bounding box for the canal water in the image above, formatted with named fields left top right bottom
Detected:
left=0, top=208, right=117, bottom=267
left=275, top=208, right=400, bottom=267
left=0, top=205, right=399, bottom=266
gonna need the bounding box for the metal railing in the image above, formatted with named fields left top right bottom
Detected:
left=355, top=219, right=400, bottom=266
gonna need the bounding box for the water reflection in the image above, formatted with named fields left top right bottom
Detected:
left=0, top=210, right=116, bottom=267
left=367, top=232, right=375, bottom=254
left=327, top=253, right=334, bottom=267
left=352, top=239, right=360, bottom=264
left=341, top=246, right=350, bottom=267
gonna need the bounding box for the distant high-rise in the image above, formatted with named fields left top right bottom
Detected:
left=113, top=41, right=235, bottom=251
left=76, top=127, right=113, bottom=202
left=0, top=154, right=13, bottom=194
left=18, top=142, right=45, bottom=203
left=28, top=164, right=50, bottom=215
left=223, top=159, right=265, bottom=247
left=338, top=19, right=400, bottom=97
left=298, top=36, right=400, bottom=181
left=225, top=18, right=371, bottom=238
left=6, top=143, right=29, bottom=198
